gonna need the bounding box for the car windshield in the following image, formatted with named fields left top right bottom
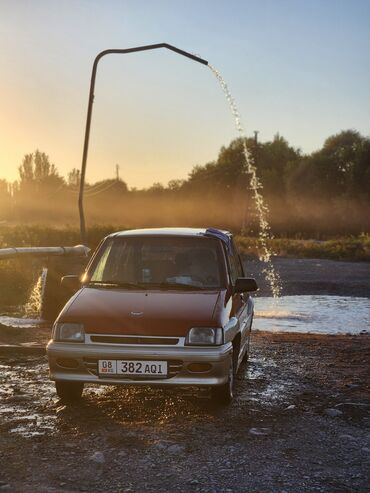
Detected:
left=89, top=236, right=226, bottom=290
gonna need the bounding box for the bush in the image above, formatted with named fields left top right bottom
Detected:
left=235, top=234, right=370, bottom=262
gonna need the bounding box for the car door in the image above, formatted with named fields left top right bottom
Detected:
left=234, top=241, right=253, bottom=360
left=227, top=239, right=249, bottom=365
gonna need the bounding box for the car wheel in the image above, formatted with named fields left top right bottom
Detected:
left=55, top=381, right=84, bottom=403
left=211, top=353, right=234, bottom=405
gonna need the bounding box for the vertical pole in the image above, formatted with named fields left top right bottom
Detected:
left=78, top=59, right=99, bottom=245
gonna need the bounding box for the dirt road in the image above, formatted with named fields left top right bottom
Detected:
left=0, top=258, right=369, bottom=492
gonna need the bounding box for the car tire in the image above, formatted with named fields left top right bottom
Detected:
left=211, top=353, right=234, bottom=405
left=55, top=381, right=84, bottom=403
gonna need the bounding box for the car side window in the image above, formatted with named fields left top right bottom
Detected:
left=227, top=249, right=239, bottom=285
left=227, top=239, right=245, bottom=286
left=232, top=240, right=244, bottom=278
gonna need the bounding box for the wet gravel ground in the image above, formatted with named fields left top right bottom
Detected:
left=0, top=257, right=369, bottom=492
left=0, top=332, right=369, bottom=492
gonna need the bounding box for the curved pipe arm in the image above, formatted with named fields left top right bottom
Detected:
left=94, top=44, right=208, bottom=66
left=78, top=44, right=208, bottom=244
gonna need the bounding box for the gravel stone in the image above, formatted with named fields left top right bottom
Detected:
left=324, top=408, right=343, bottom=417
left=167, top=444, right=185, bottom=454
left=249, top=427, right=272, bottom=436
left=90, top=451, right=105, bottom=464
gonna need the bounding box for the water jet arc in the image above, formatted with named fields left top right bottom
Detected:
left=78, top=43, right=209, bottom=244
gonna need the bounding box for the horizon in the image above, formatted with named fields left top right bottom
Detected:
left=0, top=128, right=366, bottom=189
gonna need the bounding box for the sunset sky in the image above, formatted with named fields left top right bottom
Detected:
left=0, top=0, right=369, bottom=188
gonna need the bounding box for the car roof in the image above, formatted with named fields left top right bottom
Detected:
left=109, top=227, right=232, bottom=238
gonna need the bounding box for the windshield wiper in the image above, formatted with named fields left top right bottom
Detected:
left=88, top=281, right=213, bottom=291
left=87, top=281, right=147, bottom=290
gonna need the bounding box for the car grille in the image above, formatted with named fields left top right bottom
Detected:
left=83, top=358, right=183, bottom=379
left=89, top=335, right=179, bottom=345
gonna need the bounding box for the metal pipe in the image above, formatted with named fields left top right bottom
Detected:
left=78, top=43, right=209, bottom=244
left=0, top=245, right=90, bottom=260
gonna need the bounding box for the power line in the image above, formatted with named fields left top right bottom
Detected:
left=67, top=180, right=118, bottom=196
left=81, top=180, right=119, bottom=197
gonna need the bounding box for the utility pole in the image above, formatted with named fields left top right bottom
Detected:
left=115, top=164, right=120, bottom=181
left=253, top=130, right=259, bottom=144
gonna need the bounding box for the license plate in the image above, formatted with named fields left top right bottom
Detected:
left=98, top=359, right=167, bottom=377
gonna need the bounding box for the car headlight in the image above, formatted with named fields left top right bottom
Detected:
left=52, top=323, right=85, bottom=342
left=185, top=327, right=223, bottom=346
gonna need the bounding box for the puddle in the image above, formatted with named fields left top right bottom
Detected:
left=254, top=295, right=370, bottom=335
left=237, top=355, right=297, bottom=407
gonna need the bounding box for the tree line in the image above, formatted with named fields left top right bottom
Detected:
left=0, top=129, right=369, bottom=237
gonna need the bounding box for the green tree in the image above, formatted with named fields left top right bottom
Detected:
left=0, top=179, right=11, bottom=220
left=167, top=179, right=185, bottom=192
left=287, top=130, right=369, bottom=199
left=186, top=139, right=248, bottom=194
left=256, top=134, right=301, bottom=195
left=147, top=182, right=165, bottom=194
left=68, top=168, right=80, bottom=187
left=18, top=150, right=65, bottom=194
left=352, top=138, right=370, bottom=197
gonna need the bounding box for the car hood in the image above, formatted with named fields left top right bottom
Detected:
left=58, top=287, right=225, bottom=336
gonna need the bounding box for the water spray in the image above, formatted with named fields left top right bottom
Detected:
left=208, top=64, right=281, bottom=297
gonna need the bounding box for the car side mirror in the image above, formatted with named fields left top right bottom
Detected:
left=234, top=277, right=258, bottom=293
left=61, top=275, right=81, bottom=292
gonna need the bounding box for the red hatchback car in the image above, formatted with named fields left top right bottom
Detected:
left=47, top=228, right=257, bottom=404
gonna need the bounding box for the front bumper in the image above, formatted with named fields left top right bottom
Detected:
left=47, top=338, right=233, bottom=387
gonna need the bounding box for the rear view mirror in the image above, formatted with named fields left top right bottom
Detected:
left=61, top=275, right=81, bottom=292
left=234, top=277, right=258, bottom=293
